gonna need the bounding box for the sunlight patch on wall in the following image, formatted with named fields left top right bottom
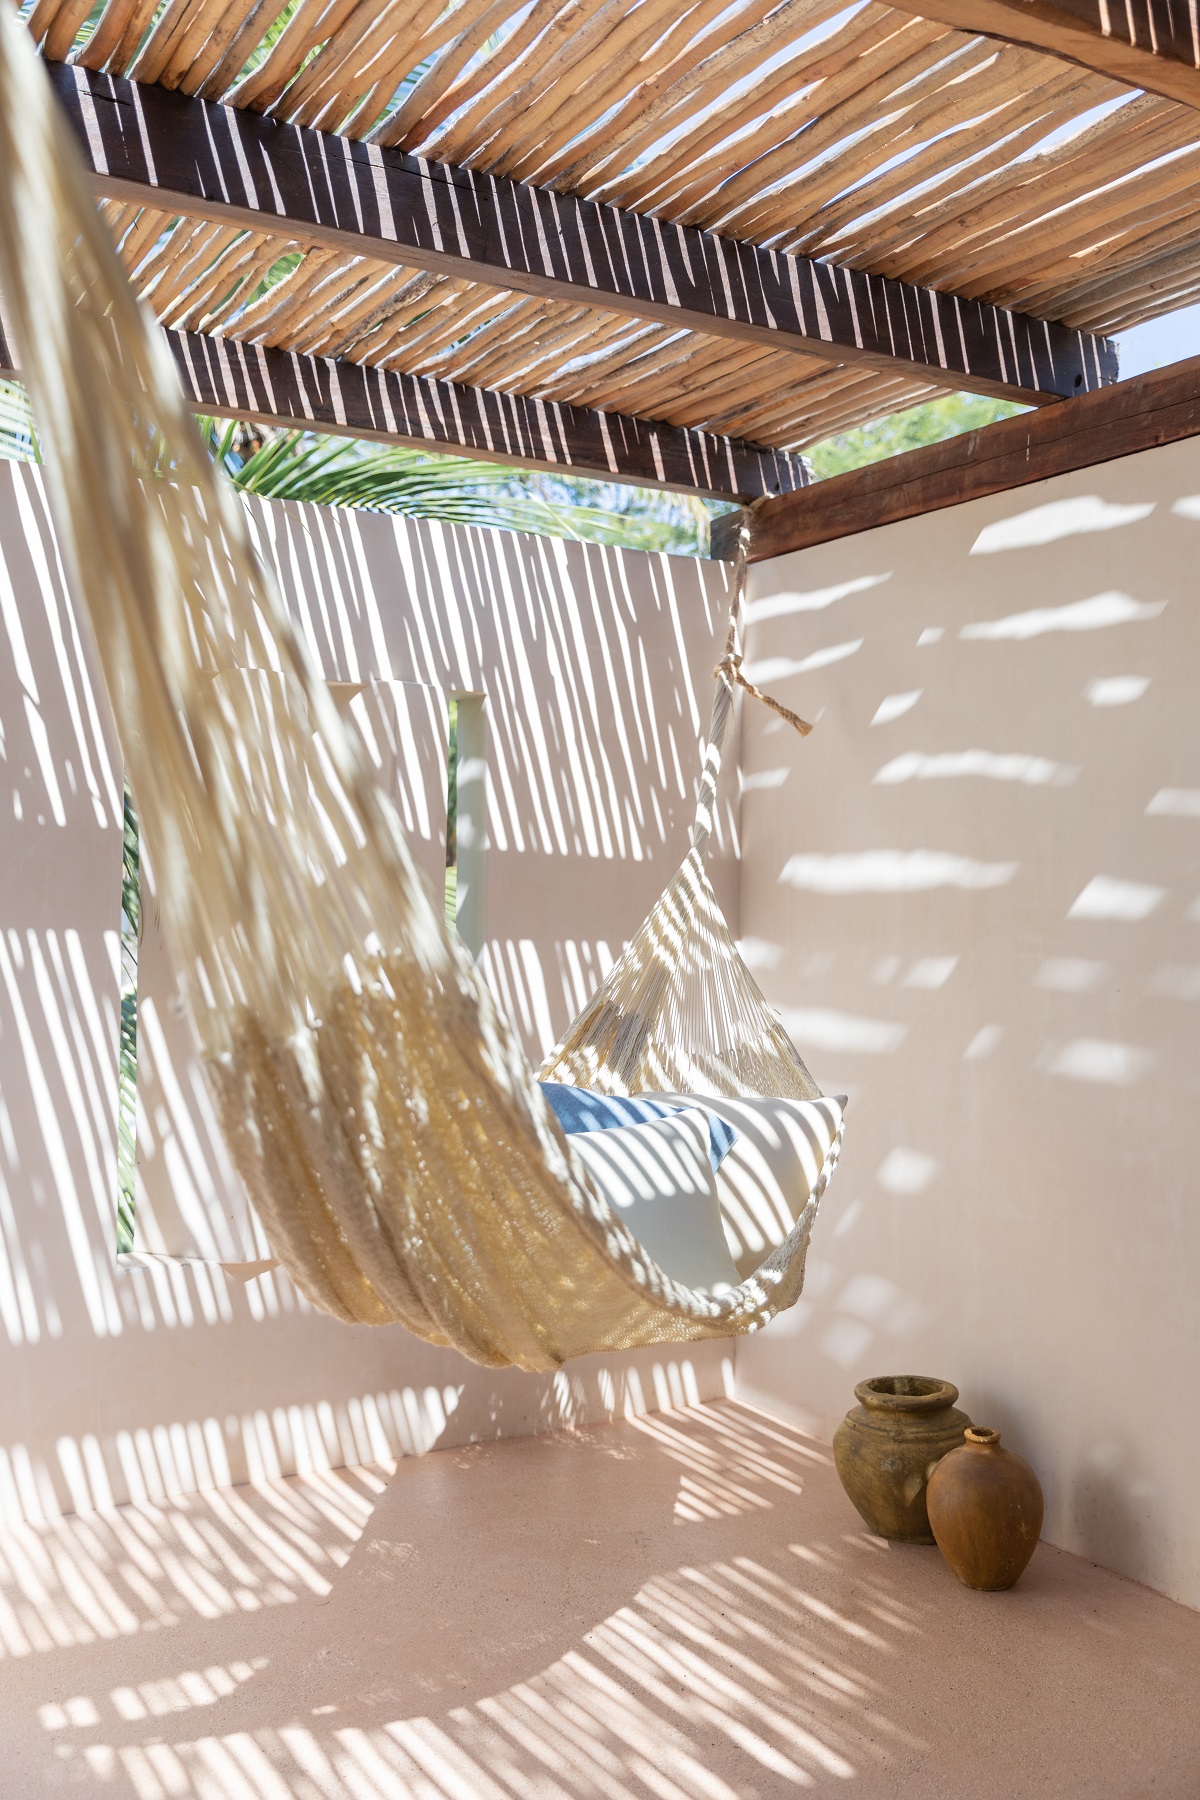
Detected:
left=1035, top=959, right=1107, bottom=991
left=1146, top=789, right=1200, bottom=817
left=871, top=690, right=921, bottom=725
left=1068, top=876, right=1164, bottom=921
left=874, top=750, right=1075, bottom=786
left=745, top=572, right=889, bottom=623
left=780, top=850, right=1017, bottom=892
left=876, top=1148, right=939, bottom=1195
left=740, top=767, right=790, bottom=792
left=736, top=937, right=782, bottom=971
left=745, top=638, right=863, bottom=682
left=1048, top=1039, right=1155, bottom=1086
left=1086, top=675, right=1150, bottom=706
left=963, top=1024, right=1002, bottom=1059
left=903, top=957, right=958, bottom=989
left=777, top=1007, right=906, bottom=1054
left=970, top=496, right=1154, bottom=554
left=961, top=593, right=1165, bottom=640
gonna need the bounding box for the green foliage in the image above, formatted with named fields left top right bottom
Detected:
left=805, top=392, right=1028, bottom=480
left=68, top=0, right=114, bottom=56
left=246, top=250, right=304, bottom=307
left=0, top=384, right=727, bottom=552
left=2, top=372, right=714, bottom=551
left=122, top=783, right=141, bottom=941
left=229, top=0, right=309, bottom=87
left=199, top=417, right=715, bottom=551
left=495, top=471, right=715, bottom=556
left=203, top=417, right=556, bottom=528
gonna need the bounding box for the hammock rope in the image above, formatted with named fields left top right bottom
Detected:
left=0, top=9, right=844, bottom=1372
left=712, top=520, right=814, bottom=748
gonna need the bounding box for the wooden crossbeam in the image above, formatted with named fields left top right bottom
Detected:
left=891, top=0, right=1200, bottom=111
left=46, top=60, right=1117, bottom=409
left=0, top=318, right=808, bottom=501
left=714, top=355, right=1200, bottom=561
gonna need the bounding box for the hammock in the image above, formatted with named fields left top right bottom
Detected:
left=0, top=13, right=845, bottom=1372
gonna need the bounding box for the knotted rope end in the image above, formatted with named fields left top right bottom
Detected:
left=715, top=650, right=814, bottom=738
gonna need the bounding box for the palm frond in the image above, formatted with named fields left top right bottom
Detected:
left=195, top=417, right=714, bottom=551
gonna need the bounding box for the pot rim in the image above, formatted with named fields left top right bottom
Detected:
left=854, top=1375, right=960, bottom=1414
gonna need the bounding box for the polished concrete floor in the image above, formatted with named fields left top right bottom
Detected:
left=3, top=1400, right=1198, bottom=1798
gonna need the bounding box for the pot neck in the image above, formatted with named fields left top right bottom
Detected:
left=855, top=1376, right=959, bottom=1415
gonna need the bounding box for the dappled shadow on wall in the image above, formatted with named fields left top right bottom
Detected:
left=0, top=460, right=744, bottom=1521
left=0, top=1345, right=725, bottom=1531
left=734, top=477, right=1200, bottom=1386
left=0, top=462, right=128, bottom=1352
left=1, top=1402, right=934, bottom=1798
left=248, top=500, right=745, bottom=1055
left=246, top=499, right=740, bottom=876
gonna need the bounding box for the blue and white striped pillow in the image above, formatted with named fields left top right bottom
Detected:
left=539, top=1083, right=737, bottom=1172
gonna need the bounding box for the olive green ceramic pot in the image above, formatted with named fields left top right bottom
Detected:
left=833, top=1376, right=972, bottom=1543
left=926, top=1426, right=1044, bottom=1590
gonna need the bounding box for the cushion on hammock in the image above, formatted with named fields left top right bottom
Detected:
left=569, top=1110, right=742, bottom=1294
left=539, top=1082, right=737, bottom=1172
left=653, top=1094, right=847, bottom=1281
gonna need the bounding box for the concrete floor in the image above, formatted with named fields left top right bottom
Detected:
left=3, top=1400, right=1198, bottom=1799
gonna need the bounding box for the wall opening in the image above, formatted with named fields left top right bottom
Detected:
left=452, top=693, right=487, bottom=960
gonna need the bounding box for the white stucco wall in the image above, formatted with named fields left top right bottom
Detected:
left=0, top=461, right=740, bottom=1521
left=736, top=436, right=1200, bottom=1609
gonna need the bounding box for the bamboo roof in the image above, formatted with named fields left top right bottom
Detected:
left=25, top=0, right=1200, bottom=454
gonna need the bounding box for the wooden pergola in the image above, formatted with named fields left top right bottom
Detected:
left=8, top=0, right=1199, bottom=511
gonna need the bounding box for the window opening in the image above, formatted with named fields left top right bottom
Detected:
left=452, top=694, right=487, bottom=960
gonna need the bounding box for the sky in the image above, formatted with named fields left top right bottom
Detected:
left=1116, top=302, right=1200, bottom=378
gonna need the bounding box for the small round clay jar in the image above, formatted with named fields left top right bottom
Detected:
left=833, top=1376, right=972, bottom=1543
left=926, top=1426, right=1044, bottom=1589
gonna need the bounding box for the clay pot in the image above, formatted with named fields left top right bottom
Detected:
left=926, top=1426, right=1044, bottom=1590
left=833, top=1376, right=972, bottom=1543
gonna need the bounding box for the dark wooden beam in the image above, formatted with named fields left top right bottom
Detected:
left=0, top=318, right=808, bottom=501
left=46, top=60, right=1117, bottom=409
left=892, top=0, right=1200, bottom=111
left=715, top=355, right=1200, bottom=561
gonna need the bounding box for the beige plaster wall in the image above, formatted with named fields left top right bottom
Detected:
left=0, top=460, right=739, bottom=1521
left=735, top=436, right=1200, bottom=1609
